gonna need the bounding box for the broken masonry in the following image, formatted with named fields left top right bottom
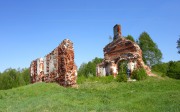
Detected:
left=30, top=39, right=77, bottom=87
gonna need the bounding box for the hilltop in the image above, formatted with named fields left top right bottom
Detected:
left=0, top=76, right=180, bottom=112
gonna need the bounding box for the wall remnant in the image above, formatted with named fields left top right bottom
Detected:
left=30, top=39, right=77, bottom=87
left=97, top=24, right=151, bottom=77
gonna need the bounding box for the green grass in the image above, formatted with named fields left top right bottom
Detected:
left=0, top=76, right=180, bottom=112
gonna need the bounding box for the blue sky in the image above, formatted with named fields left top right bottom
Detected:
left=0, top=0, right=180, bottom=72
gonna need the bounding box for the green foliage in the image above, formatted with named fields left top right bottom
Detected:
left=0, top=68, right=30, bottom=90
left=177, top=38, right=180, bottom=54
left=21, top=68, right=30, bottom=85
left=117, top=61, right=128, bottom=82
left=118, top=61, right=127, bottom=74
left=152, top=61, right=180, bottom=79
left=152, top=63, right=168, bottom=74
left=138, top=32, right=162, bottom=66
left=78, top=75, right=114, bottom=84
left=86, top=61, right=96, bottom=77
left=77, top=75, right=87, bottom=84
left=78, top=57, right=103, bottom=77
left=125, top=35, right=135, bottom=42
left=131, top=68, right=147, bottom=80
left=117, top=73, right=127, bottom=82
left=0, top=77, right=180, bottom=111
left=167, top=61, right=180, bottom=79
left=77, top=63, right=87, bottom=77
left=161, top=73, right=166, bottom=77
left=99, top=75, right=114, bottom=83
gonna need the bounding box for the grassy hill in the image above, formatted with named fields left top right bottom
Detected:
left=0, top=76, right=180, bottom=112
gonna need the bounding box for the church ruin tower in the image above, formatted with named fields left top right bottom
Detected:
left=97, top=24, right=151, bottom=77
left=113, top=24, right=122, bottom=40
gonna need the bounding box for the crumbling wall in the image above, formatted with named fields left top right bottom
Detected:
left=30, top=39, right=77, bottom=87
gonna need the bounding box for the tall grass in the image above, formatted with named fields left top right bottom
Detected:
left=0, top=76, right=180, bottom=112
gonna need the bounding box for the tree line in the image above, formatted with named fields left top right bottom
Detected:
left=0, top=68, right=30, bottom=90
left=78, top=57, right=103, bottom=77
left=152, top=61, right=180, bottom=79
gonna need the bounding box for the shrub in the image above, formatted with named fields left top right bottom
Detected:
left=131, top=68, right=147, bottom=80
left=161, top=73, right=166, bottom=77
left=117, top=73, right=127, bottom=82
left=152, top=63, right=168, bottom=74
left=167, top=61, right=180, bottom=79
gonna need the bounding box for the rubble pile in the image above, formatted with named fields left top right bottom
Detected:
left=97, top=24, right=151, bottom=77
left=30, top=39, right=77, bottom=87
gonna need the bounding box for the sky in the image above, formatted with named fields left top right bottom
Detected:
left=0, top=0, right=180, bottom=72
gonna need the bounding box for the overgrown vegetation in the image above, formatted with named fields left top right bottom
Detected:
left=131, top=68, right=147, bottom=80
left=151, top=62, right=168, bottom=74
left=117, top=73, right=127, bottom=82
left=117, top=61, right=128, bottom=82
left=167, top=61, right=180, bottom=79
left=152, top=61, right=180, bottom=79
left=0, top=68, right=30, bottom=90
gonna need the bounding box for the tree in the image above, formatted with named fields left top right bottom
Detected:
left=167, top=61, right=180, bottom=79
left=177, top=37, right=180, bottom=54
left=78, top=57, right=103, bottom=77
left=125, top=35, right=135, bottom=42
left=86, top=62, right=95, bottom=77
left=138, top=32, right=162, bottom=67
left=78, top=63, right=87, bottom=77
left=21, top=68, right=30, bottom=85
left=92, top=57, right=103, bottom=65
left=0, top=69, right=14, bottom=90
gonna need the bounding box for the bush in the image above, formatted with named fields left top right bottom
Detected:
left=152, top=61, right=180, bottom=79
left=161, top=73, right=166, bottom=77
left=117, top=73, right=127, bottom=82
left=167, top=61, right=180, bottom=79
left=131, top=68, right=147, bottom=80
left=152, top=63, right=168, bottom=74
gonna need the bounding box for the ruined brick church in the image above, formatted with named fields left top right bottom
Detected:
left=96, top=24, right=151, bottom=77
